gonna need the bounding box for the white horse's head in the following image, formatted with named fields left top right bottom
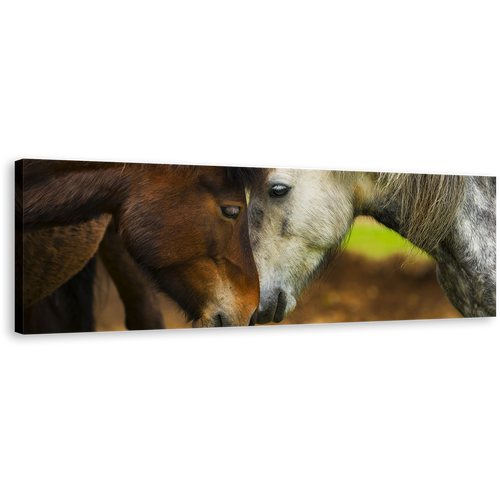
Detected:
left=248, top=168, right=494, bottom=321
left=248, top=168, right=356, bottom=324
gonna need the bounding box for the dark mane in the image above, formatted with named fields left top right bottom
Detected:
left=16, top=159, right=264, bottom=211
left=18, top=160, right=266, bottom=191
left=223, top=166, right=267, bottom=190
left=168, top=164, right=267, bottom=190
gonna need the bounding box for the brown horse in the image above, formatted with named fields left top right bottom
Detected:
left=22, top=220, right=167, bottom=333
left=16, top=159, right=262, bottom=333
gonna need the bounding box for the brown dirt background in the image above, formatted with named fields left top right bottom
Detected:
left=95, top=251, right=461, bottom=332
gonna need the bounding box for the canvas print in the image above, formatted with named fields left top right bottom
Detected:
left=15, top=159, right=496, bottom=334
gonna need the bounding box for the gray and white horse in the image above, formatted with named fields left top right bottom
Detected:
left=248, top=169, right=496, bottom=322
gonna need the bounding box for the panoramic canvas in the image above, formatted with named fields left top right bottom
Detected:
left=15, top=159, right=496, bottom=334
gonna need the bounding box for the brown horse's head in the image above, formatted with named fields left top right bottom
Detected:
left=117, top=165, right=264, bottom=327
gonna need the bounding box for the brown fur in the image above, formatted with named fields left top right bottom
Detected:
left=16, top=159, right=261, bottom=332
left=98, top=222, right=165, bottom=330
left=23, top=258, right=98, bottom=334
left=21, top=216, right=111, bottom=307
left=22, top=223, right=165, bottom=334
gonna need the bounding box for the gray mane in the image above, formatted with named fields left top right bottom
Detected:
left=373, top=172, right=465, bottom=252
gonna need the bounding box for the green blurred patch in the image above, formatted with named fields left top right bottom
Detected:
left=344, top=217, right=432, bottom=260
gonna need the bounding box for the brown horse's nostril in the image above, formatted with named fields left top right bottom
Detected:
left=249, top=309, right=258, bottom=326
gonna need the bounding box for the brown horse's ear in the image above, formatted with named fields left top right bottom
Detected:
left=224, top=166, right=267, bottom=191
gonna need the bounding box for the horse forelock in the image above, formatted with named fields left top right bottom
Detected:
left=374, top=172, right=466, bottom=251
left=224, top=166, right=268, bottom=190
left=164, top=165, right=267, bottom=190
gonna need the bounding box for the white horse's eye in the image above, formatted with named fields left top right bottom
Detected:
left=270, top=184, right=291, bottom=198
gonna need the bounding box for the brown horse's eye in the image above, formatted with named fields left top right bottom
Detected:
left=221, top=206, right=241, bottom=219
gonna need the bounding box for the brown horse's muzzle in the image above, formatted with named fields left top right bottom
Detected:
left=192, top=306, right=259, bottom=328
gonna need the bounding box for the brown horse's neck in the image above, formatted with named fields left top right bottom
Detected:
left=17, top=160, right=135, bottom=231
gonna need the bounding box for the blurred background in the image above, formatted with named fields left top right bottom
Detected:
left=95, top=216, right=461, bottom=331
